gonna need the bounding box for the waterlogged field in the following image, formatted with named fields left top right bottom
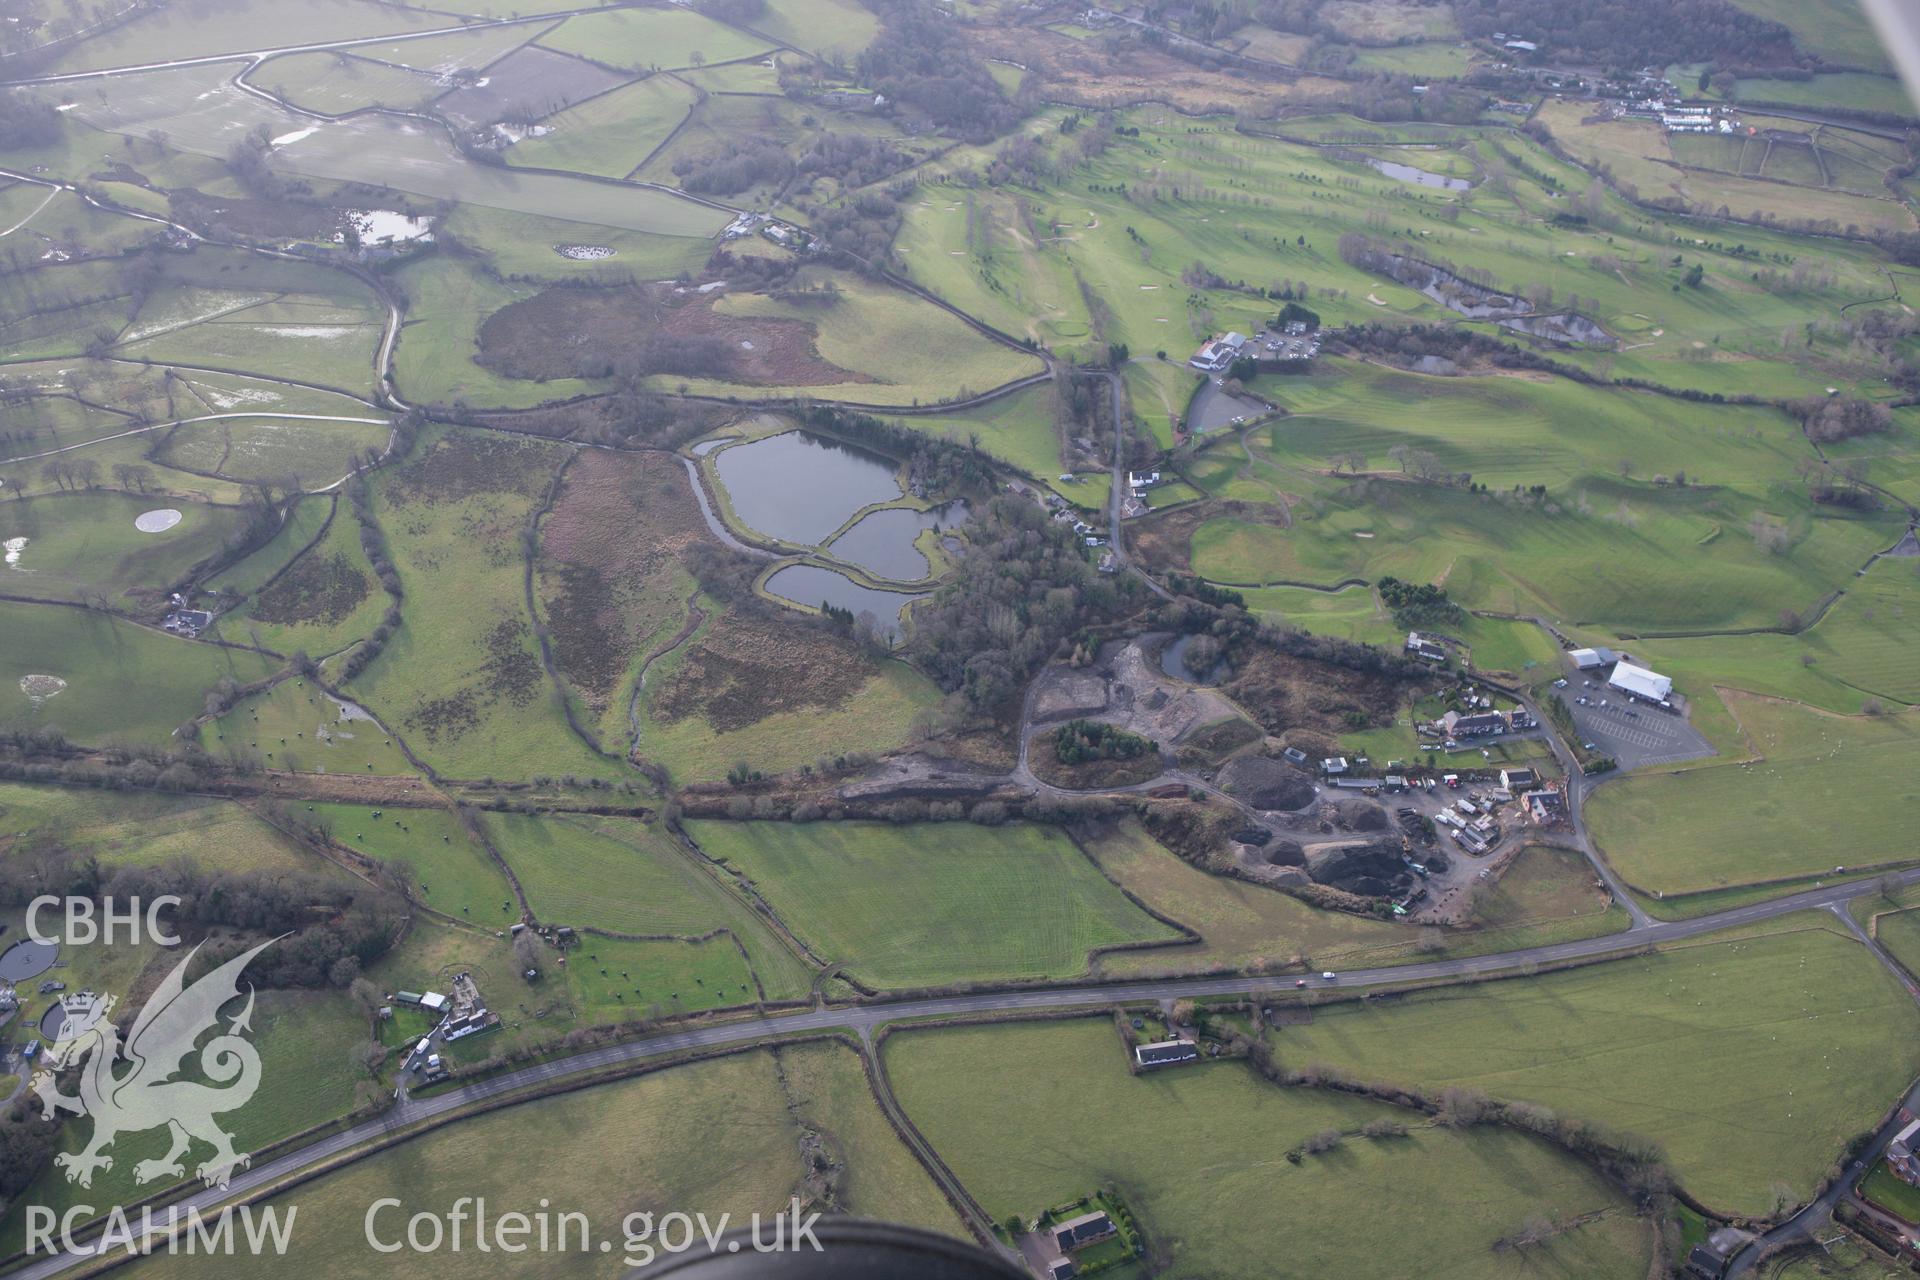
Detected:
left=888, top=1018, right=1652, bottom=1279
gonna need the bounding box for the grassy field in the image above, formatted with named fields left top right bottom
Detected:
left=49, top=0, right=443, bottom=73
left=505, top=76, right=697, bottom=178
left=1731, top=74, right=1913, bottom=118
left=0, top=490, right=247, bottom=604
left=109, top=1047, right=861, bottom=1280
left=249, top=52, right=446, bottom=115
left=0, top=989, right=367, bottom=1258
left=659, top=269, right=1045, bottom=406
left=209, top=677, right=415, bottom=774
left=346, top=428, right=622, bottom=780
left=1532, top=100, right=1912, bottom=235
left=1869, top=907, right=1920, bottom=982
left=215, top=497, right=392, bottom=661
left=1587, top=695, right=1920, bottom=895
left=389, top=257, right=602, bottom=409
left=538, top=8, right=773, bottom=71
left=0, top=782, right=325, bottom=876
left=880, top=383, right=1092, bottom=499
left=435, top=205, right=713, bottom=283
left=635, top=609, right=943, bottom=783
left=887, top=1018, right=1652, bottom=1278
left=303, top=801, right=512, bottom=923
left=62, top=63, right=728, bottom=243
left=153, top=416, right=387, bottom=487
left=483, top=812, right=816, bottom=1001
left=684, top=820, right=1180, bottom=988
left=749, top=0, right=880, bottom=58
left=1725, top=0, right=1895, bottom=72
left=1273, top=919, right=1920, bottom=1214
left=0, top=601, right=277, bottom=743
left=900, top=108, right=1899, bottom=400
left=1169, top=359, right=1902, bottom=634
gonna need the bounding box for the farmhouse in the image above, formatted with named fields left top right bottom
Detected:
left=1053, top=1211, right=1118, bottom=1254
left=1526, top=790, right=1567, bottom=827
left=1888, top=1117, right=1920, bottom=1183
left=1188, top=332, right=1247, bottom=372
left=1608, top=661, right=1673, bottom=704
left=1404, top=631, right=1447, bottom=663
left=1135, top=1039, right=1200, bottom=1069
left=1442, top=710, right=1504, bottom=738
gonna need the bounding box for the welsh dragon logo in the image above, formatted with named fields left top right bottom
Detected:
left=30, top=939, right=277, bottom=1190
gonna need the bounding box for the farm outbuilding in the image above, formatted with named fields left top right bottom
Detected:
left=1608, top=661, right=1673, bottom=703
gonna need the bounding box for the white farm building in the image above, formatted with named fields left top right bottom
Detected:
left=1608, top=661, right=1673, bottom=703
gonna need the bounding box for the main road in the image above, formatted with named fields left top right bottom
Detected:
left=13, top=861, right=1920, bottom=1279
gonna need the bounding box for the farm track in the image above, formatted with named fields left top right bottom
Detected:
left=626, top=588, right=705, bottom=763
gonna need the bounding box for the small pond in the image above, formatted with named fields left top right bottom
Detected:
left=763, top=564, right=925, bottom=640
left=826, top=501, right=969, bottom=582
left=1366, top=157, right=1472, bottom=192
left=1160, top=633, right=1227, bottom=685
left=0, top=937, right=57, bottom=983
left=714, top=432, right=902, bottom=545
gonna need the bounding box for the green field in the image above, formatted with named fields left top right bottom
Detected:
left=1588, top=695, right=1920, bottom=895
left=505, top=76, right=698, bottom=178
left=685, top=820, right=1180, bottom=987
left=48, top=0, right=444, bottom=73
left=345, top=428, right=621, bottom=779
left=538, top=8, right=774, bottom=71
left=659, top=269, right=1046, bottom=406
left=115, top=1042, right=956, bottom=1280
left=217, top=495, right=390, bottom=661
left=0, top=601, right=278, bottom=743
left=0, top=491, right=246, bottom=604
left=1272, top=920, right=1920, bottom=1214
left=210, top=676, right=415, bottom=774
left=249, top=52, right=447, bottom=115
left=635, top=611, right=943, bottom=784
left=154, top=415, right=387, bottom=487
left=888, top=1018, right=1652, bottom=1278
left=1174, top=360, right=1899, bottom=634
left=0, top=781, right=324, bottom=876
left=0, top=989, right=367, bottom=1258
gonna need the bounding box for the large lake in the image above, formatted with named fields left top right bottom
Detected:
left=713, top=432, right=902, bottom=545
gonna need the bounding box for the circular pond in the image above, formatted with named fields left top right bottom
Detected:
left=0, top=937, right=58, bottom=983
left=1160, top=634, right=1226, bottom=685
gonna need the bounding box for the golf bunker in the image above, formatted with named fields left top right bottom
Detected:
left=134, top=508, right=183, bottom=533
left=4, top=535, right=24, bottom=567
